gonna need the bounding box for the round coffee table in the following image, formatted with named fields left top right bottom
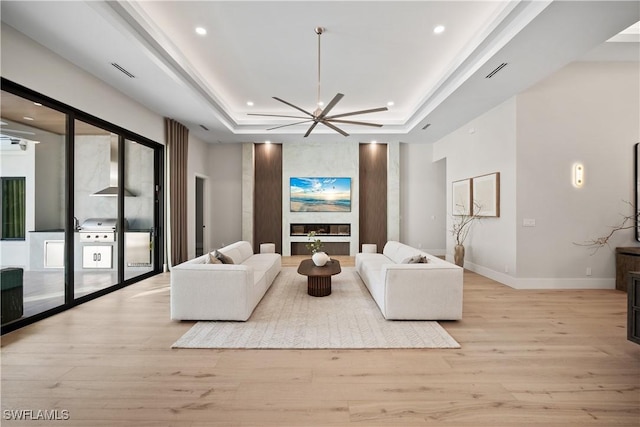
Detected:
left=297, top=258, right=342, bottom=297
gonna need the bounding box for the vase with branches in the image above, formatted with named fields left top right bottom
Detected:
left=574, top=200, right=639, bottom=254
left=450, top=202, right=482, bottom=267
left=305, top=231, right=324, bottom=254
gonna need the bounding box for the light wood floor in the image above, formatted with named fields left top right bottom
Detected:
left=1, top=256, right=639, bottom=426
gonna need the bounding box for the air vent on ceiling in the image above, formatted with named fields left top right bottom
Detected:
left=199, top=124, right=209, bottom=131
left=111, top=62, right=135, bottom=78
left=422, top=123, right=431, bottom=130
left=486, top=63, right=508, bottom=79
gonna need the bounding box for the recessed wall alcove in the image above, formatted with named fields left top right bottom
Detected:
left=242, top=141, right=400, bottom=256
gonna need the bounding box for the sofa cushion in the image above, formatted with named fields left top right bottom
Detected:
left=384, top=241, right=420, bottom=264
left=214, top=250, right=234, bottom=264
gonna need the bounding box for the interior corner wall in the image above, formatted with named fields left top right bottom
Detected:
left=433, top=98, right=518, bottom=283
left=186, top=134, right=209, bottom=259
left=515, top=62, right=640, bottom=288
left=207, top=143, right=243, bottom=250
left=399, top=143, right=447, bottom=255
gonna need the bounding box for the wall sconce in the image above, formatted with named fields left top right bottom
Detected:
left=573, top=163, right=584, bottom=188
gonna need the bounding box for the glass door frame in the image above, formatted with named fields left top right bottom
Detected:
left=1, top=78, right=164, bottom=334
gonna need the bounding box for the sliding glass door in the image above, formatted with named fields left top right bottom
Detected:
left=1, top=79, right=163, bottom=333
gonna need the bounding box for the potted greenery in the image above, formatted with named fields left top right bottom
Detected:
left=306, top=231, right=329, bottom=266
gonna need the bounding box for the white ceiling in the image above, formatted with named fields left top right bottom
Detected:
left=1, top=1, right=638, bottom=145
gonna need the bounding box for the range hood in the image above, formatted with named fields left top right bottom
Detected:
left=91, top=135, right=134, bottom=197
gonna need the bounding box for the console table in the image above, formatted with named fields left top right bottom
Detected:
left=616, top=247, right=640, bottom=292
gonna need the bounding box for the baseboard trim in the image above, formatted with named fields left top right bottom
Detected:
left=462, top=261, right=615, bottom=290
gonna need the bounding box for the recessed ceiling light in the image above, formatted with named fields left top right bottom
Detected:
left=371, top=140, right=377, bottom=144
left=434, top=25, right=445, bottom=34
left=23, top=116, right=34, bottom=121
left=265, top=140, right=271, bottom=144
left=33, top=102, right=42, bottom=106
left=246, top=101, right=254, bottom=107
left=195, top=27, right=207, bottom=36
left=387, top=101, right=394, bottom=107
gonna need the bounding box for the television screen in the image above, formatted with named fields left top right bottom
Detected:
left=290, top=177, right=351, bottom=212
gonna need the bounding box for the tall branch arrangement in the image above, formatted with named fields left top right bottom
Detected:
left=450, top=202, right=482, bottom=246
left=574, top=201, right=638, bottom=254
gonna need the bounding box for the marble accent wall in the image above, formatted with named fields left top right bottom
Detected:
left=283, top=141, right=360, bottom=256
left=241, top=143, right=254, bottom=244
left=387, top=142, right=400, bottom=241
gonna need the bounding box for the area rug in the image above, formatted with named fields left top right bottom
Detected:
left=171, top=267, right=460, bottom=349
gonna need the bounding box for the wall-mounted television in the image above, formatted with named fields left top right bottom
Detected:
left=290, top=177, right=351, bottom=212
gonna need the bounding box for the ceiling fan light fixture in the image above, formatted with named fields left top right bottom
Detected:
left=248, top=26, right=388, bottom=137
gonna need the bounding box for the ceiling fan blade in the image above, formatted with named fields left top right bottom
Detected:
left=317, top=93, right=344, bottom=119
left=320, top=120, right=349, bottom=137
left=325, top=106, right=388, bottom=120
left=328, top=119, right=384, bottom=127
left=248, top=113, right=311, bottom=120
left=303, top=121, right=320, bottom=138
left=273, top=97, right=314, bottom=118
left=267, top=119, right=314, bottom=131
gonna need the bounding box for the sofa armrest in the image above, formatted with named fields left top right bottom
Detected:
left=381, top=264, right=463, bottom=320
left=170, top=264, right=254, bottom=321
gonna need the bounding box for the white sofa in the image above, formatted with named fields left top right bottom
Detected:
left=356, top=241, right=463, bottom=320
left=171, top=241, right=281, bottom=321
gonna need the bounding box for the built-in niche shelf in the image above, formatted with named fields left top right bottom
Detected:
left=290, top=223, right=351, bottom=255
left=290, top=223, right=350, bottom=236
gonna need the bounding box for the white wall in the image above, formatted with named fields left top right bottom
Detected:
left=515, top=62, right=639, bottom=287
left=186, top=135, right=210, bottom=259
left=208, top=143, right=243, bottom=250
left=433, top=98, right=518, bottom=280
left=1, top=25, right=164, bottom=144
left=400, top=143, right=447, bottom=255
left=433, top=61, right=639, bottom=289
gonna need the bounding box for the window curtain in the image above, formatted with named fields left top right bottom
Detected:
left=165, top=118, right=189, bottom=266
left=1, top=177, right=26, bottom=240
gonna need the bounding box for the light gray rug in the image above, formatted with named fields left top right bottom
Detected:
left=172, top=267, right=460, bottom=349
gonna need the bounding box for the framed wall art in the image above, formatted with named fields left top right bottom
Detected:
left=472, top=172, right=500, bottom=217
left=452, top=178, right=472, bottom=216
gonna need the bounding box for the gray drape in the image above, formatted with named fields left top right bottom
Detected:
left=165, top=118, right=189, bottom=266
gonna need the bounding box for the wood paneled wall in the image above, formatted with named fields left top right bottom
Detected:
left=359, top=143, right=387, bottom=253
left=254, top=143, right=282, bottom=254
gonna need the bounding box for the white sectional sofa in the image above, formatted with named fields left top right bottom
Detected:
left=356, top=241, right=463, bottom=320
left=171, top=241, right=281, bottom=321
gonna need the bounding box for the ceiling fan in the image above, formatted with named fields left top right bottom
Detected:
left=249, top=27, right=388, bottom=137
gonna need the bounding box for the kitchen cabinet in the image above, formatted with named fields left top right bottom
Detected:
left=44, top=240, right=64, bottom=268
left=82, top=246, right=112, bottom=269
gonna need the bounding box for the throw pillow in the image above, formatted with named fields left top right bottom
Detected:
left=406, top=254, right=428, bottom=264
left=214, top=250, right=234, bottom=264
left=208, top=252, right=222, bottom=264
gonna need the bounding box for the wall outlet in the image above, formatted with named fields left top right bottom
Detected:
left=586, top=267, right=592, bottom=276
left=523, top=218, right=536, bottom=227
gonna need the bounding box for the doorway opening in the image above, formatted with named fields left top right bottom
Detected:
left=195, top=175, right=207, bottom=257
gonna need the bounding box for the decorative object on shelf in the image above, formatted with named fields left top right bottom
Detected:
left=311, top=251, right=330, bottom=267
left=450, top=201, right=482, bottom=267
